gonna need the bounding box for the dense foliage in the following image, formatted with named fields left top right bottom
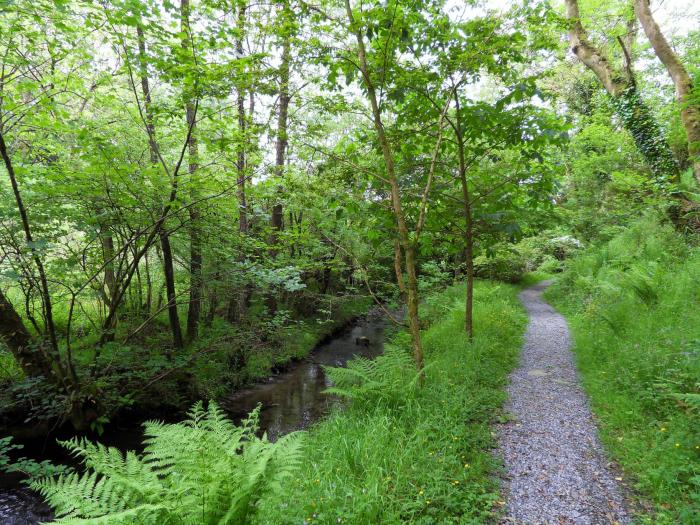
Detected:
left=0, top=0, right=698, bottom=522
left=33, top=402, right=304, bottom=524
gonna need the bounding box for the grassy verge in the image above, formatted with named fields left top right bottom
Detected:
left=256, top=280, right=527, bottom=524
left=544, top=217, right=700, bottom=524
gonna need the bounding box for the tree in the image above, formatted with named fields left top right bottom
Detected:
left=564, top=0, right=679, bottom=184
left=634, top=0, right=700, bottom=186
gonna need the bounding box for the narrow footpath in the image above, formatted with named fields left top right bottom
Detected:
left=497, top=281, right=630, bottom=525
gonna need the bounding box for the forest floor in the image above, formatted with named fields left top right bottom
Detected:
left=497, top=281, right=631, bottom=524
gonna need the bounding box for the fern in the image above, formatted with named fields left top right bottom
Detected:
left=323, top=344, right=423, bottom=406
left=32, top=402, right=304, bottom=524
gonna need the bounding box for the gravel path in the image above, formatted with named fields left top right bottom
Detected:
left=496, top=281, right=630, bottom=525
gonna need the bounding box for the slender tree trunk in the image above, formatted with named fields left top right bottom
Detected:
left=144, top=247, right=152, bottom=312
left=634, top=0, right=700, bottom=186
left=100, top=224, right=117, bottom=308
left=266, top=0, right=292, bottom=315
left=235, top=0, right=248, bottom=235
left=233, top=1, right=251, bottom=321
left=457, top=153, right=474, bottom=339
left=344, top=0, right=423, bottom=374
left=393, top=237, right=406, bottom=299
left=181, top=0, right=202, bottom=342
left=160, top=232, right=183, bottom=350
left=137, top=24, right=183, bottom=350
left=271, top=5, right=290, bottom=237
left=0, top=130, right=69, bottom=385
left=454, top=99, right=474, bottom=339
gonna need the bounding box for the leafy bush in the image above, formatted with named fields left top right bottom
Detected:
left=473, top=247, right=525, bottom=283
left=418, top=261, right=452, bottom=293
left=0, top=349, right=23, bottom=384
left=33, top=402, right=304, bottom=525
left=536, top=255, right=563, bottom=274
left=1, top=436, right=70, bottom=480
left=473, top=231, right=584, bottom=283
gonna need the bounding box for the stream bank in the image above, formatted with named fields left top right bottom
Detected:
left=0, top=306, right=390, bottom=524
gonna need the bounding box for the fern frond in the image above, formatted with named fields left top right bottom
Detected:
left=35, top=402, right=304, bottom=525
left=323, top=344, right=418, bottom=406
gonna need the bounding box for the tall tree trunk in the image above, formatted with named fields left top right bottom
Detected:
left=564, top=0, right=678, bottom=182
left=266, top=0, right=292, bottom=315
left=393, top=237, right=406, bottom=299
left=181, top=0, right=202, bottom=342
left=160, top=233, right=183, bottom=350
left=634, top=0, right=700, bottom=186
left=0, top=130, right=70, bottom=385
left=101, top=230, right=116, bottom=303
left=137, top=24, right=183, bottom=350
left=344, top=0, right=424, bottom=374
left=233, top=1, right=251, bottom=321
left=271, top=4, right=290, bottom=238
left=453, top=100, right=474, bottom=339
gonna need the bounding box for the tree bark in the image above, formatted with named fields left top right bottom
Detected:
left=233, top=1, right=251, bottom=321
left=564, top=0, right=678, bottom=182
left=0, top=130, right=69, bottom=385
left=344, top=0, right=424, bottom=374
left=137, top=24, right=183, bottom=350
left=271, top=4, right=290, bottom=237
left=181, top=0, right=202, bottom=342
left=393, top=237, right=406, bottom=299
left=267, top=0, right=292, bottom=315
left=0, top=288, right=54, bottom=378
left=564, top=0, right=627, bottom=96
left=634, top=0, right=700, bottom=186
left=453, top=98, right=474, bottom=339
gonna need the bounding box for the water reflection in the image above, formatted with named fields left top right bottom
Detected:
left=0, top=313, right=387, bottom=523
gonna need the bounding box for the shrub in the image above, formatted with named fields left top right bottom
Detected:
left=473, top=247, right=525, bottom=283
left=33, top=402, right=304, bottom=525
left=418, top=261, right=452, bottom=293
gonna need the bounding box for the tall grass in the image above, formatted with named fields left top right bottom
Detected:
left=545, top=216, right=700, bottom=524
left=255, top=281, right=527, bottom=524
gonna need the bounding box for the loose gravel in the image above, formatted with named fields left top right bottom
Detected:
left=496, top=281, right=630, bottom=525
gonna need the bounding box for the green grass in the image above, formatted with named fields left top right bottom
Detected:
left=518, top=271, right=556, bottom=288
left=0, top=350, right=23, bottom=384
left=544, top=216, right=700, bottom=524
left=255, top=280, right=527, bottom=524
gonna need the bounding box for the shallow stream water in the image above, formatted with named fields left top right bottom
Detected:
left=0, top=312, right=388, bottom=524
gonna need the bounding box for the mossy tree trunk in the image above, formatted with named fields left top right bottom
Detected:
left=634, top=0, right=700, bottom=186
left=565, top=0, right=679, bottom=184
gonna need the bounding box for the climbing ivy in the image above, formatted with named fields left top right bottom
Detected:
left=610, top=87, right=679, bottom=187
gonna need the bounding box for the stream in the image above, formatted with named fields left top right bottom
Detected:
left=0, top=311, right=388, bottom=524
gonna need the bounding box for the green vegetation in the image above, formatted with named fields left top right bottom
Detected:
left=256, top=281, right=527, bottom=524
left=546, top=217, right=700, bottom=523
left=32, top=402, right=304, bottom=524
left=0, top=0, right=699, bottom=521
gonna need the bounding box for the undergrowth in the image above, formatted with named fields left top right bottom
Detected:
left=33, top=402, right=304, bottom=524
left=255, top=280, right=527, bottom=524
left=545, top=216, right=700, bottom=524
